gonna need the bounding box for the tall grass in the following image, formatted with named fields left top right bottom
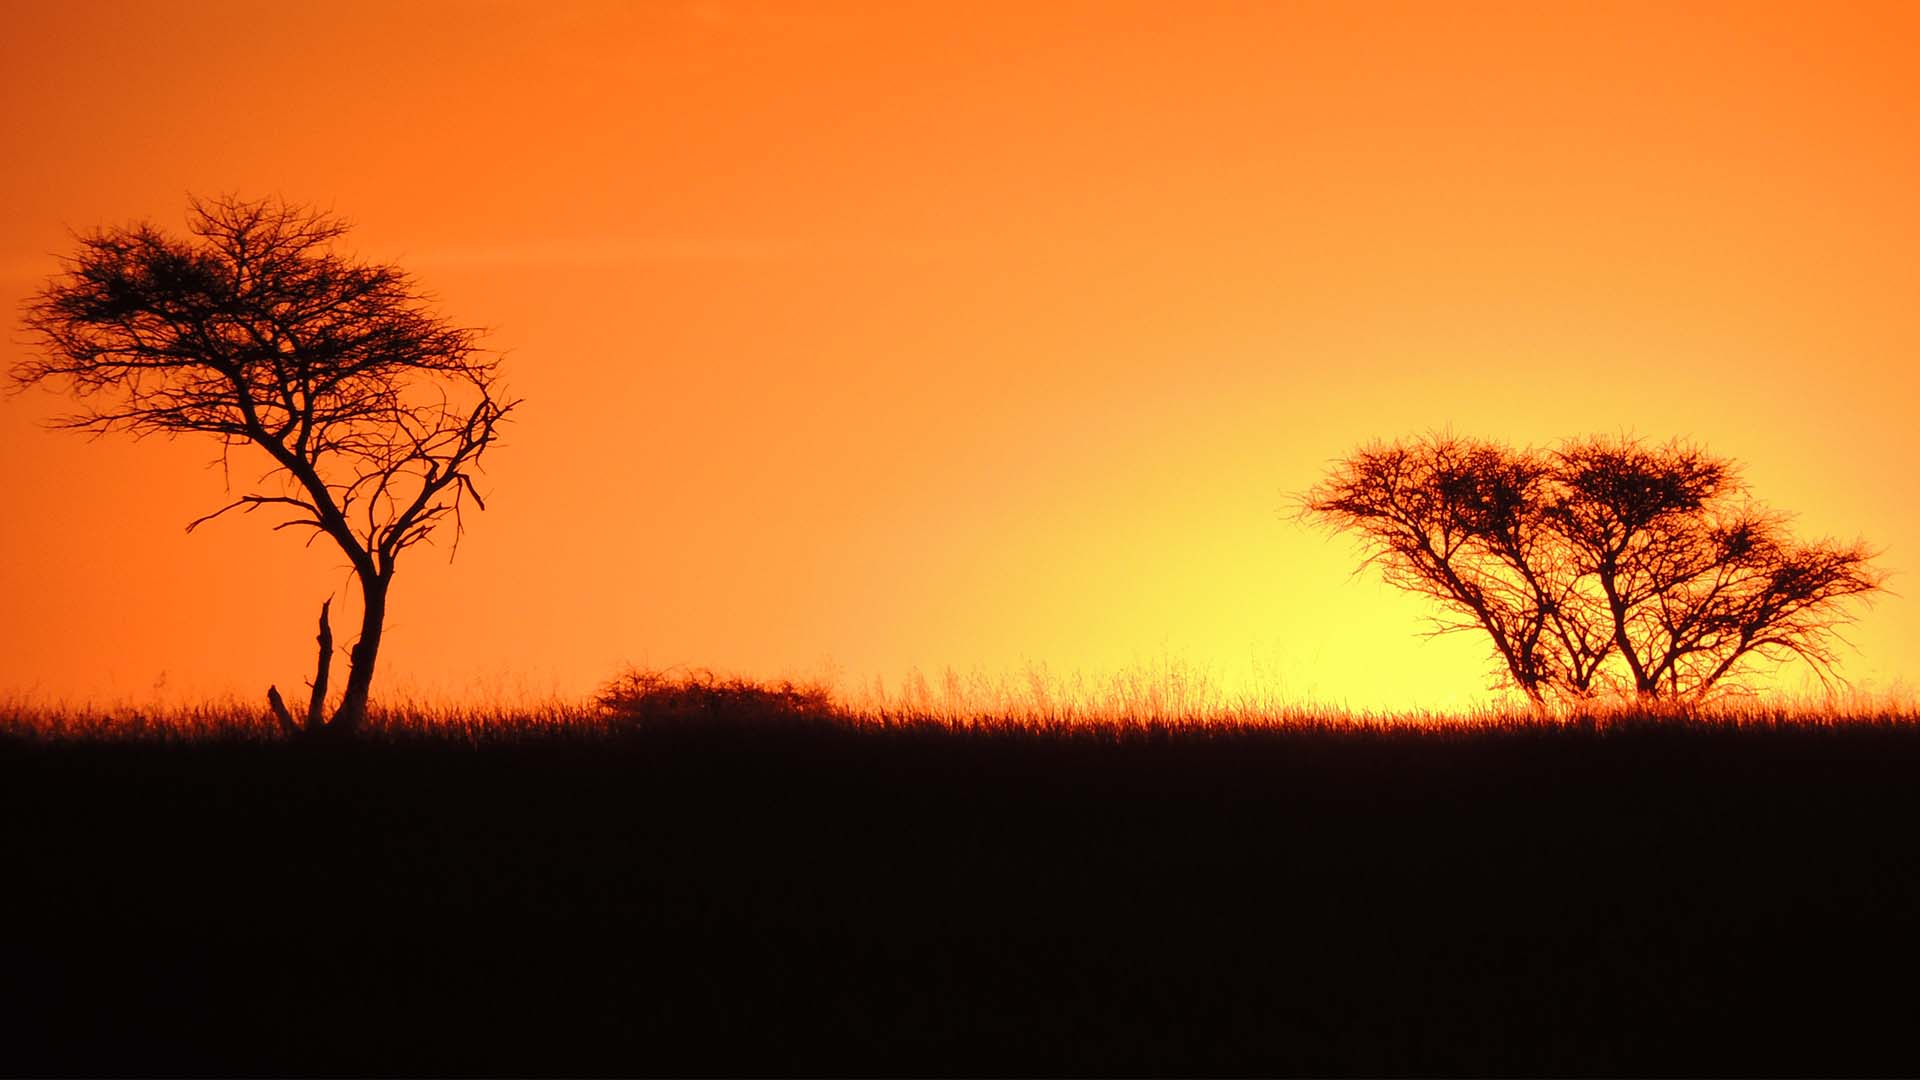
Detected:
left=4, top=665, right=1914, bottom=743
left=0, top=694, right=606, bottom=744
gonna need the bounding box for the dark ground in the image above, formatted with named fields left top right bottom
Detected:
left=4, top=717, right=1917, bottom=1076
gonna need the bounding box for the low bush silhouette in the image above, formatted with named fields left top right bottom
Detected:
left=597, top=667, right=841, bottom=731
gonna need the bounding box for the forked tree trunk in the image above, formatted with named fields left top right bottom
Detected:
left=266, top=584, right=388, bottom=740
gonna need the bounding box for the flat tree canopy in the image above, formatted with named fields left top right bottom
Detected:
left=14, top=195, right=518, bottom=735
left=1304, top=433, right=1883, bottom=704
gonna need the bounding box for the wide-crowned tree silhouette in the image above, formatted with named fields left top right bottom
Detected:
left=14, top=196, right=518, bottom=735
left=1305, top=433, right=1883, bottom=704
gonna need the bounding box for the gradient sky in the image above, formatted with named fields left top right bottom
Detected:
left=3, top=1, right=1915, bottom=711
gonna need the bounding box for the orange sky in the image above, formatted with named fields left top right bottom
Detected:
left=3, top=1, right=1915, bottom=711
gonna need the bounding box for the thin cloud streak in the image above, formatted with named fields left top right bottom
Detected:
left=405, top=236, right=805, bottom=270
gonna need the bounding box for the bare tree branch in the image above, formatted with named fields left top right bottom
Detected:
left=13, top=195, right=522, bottom=735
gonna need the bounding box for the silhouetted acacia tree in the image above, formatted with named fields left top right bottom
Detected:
left=1304, top=433, right=1882, bottom=703
left=14, top=196, right=518, bottom=736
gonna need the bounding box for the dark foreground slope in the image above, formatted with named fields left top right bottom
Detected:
left=4, top=717, right=1917, bottom=1076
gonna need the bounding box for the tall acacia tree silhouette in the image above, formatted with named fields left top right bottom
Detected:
left=14, top=195, right=518, bottom=736
left=1304, top=433, right=1884, bottom=704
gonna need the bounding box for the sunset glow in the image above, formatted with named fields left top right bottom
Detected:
left=3, top=1, right=1915, bottom=711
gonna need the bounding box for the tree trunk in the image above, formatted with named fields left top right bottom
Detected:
left=305, top=599, right=333, bottom=733
left=328, top=578, right=388, bottom=735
